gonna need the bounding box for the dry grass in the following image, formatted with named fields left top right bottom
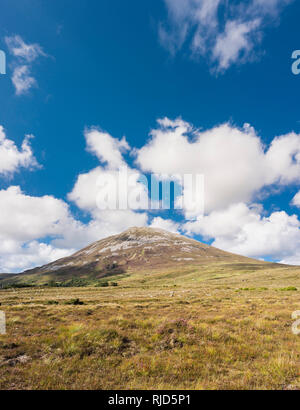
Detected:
left=0, top=262, right=300, bottom=390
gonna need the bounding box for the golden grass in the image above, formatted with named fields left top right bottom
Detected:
left=0, top=263, right=300, bottom=390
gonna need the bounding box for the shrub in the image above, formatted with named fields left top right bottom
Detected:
left=97, top=282, right=109, bottom=287
left=64, top=298, right=84, bottom=305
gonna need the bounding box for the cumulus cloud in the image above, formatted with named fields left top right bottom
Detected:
left=0, top=186, right=73, bottom=242
left=150, top=217, right=180, bottom=233
left=0, top=186, right=79, bottom=272
left=85, top=128, right=130, bottom=169
left=159, top=0, right=293, bottom=72
left=0, top=241, right=73, bottom=274
left=69, top=128, right=149, bottom=212
left=67, top=165, right=149, bottom=237
left=0, top=126, right=38, bottom=175
left=76, top=210, right=148, bottom=242
left=184, top=202, right=300, bottom=263
left=136, top=119, right=300, bottom=213
left=292, top=191, right=300, bottom=207
left=68, top=129, right=149, bottom=242
left=5, top=35, right=46, bottom=95
left=0, top=184, right=147, bottom=272
left=0, top=184, right=142, bottom=272
left=68, top=166, right=149, bottom=212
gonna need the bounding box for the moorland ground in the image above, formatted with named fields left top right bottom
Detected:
left=0, top=262, right=300, bottom=390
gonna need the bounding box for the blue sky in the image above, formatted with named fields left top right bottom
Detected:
left=1, top=0, right=300, bottom=272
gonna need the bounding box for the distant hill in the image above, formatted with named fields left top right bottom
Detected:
left=0, top=227, right=277, bottom=286
left=0, top=273, right=17, bottom=280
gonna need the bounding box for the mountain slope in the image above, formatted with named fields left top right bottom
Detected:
left=1, top=227, right=275, bottom=285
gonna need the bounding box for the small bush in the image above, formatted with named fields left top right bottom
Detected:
left=64, top=298, right=84, bottom=305
left=97, top=282, right=109, bottom=288
left=110, top=282, right=118, bottom=287
left=46, top=300, right=59, bottom=305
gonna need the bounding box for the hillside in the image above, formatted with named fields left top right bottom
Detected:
left=0, top=227, right=278, bottom=286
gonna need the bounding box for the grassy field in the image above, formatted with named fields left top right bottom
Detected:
left=0, top=262, right=300, bottom=390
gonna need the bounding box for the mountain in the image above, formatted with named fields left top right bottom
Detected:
left=0, top=227, right=275, bottom=286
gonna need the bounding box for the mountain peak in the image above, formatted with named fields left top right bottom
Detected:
left=15, top=226, right=261, bottom=284
left=118, top=226, right=179, bottom=239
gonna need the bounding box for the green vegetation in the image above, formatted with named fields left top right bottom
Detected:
left=46, top=300, right=59, bottom=305
left=0, top=283, right=34, bottom=289
left=46, top=279, right=92, bottom=288
left=1, top=279, right=120, bottom=289
left=279, top=286, right=298, bottom=291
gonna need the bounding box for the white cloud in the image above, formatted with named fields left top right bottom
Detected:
left=68, top=131, right=149, bottom=244
left=85, top=128, right=130, bottom=169
left=67, top=166, right=149, bottom=238
left=68, top=166, right=149, bottom=212
left=0, top=126, right=38, bottom=175
left=11, top=65, right=36, bottom=95
left=0, top=241, right=73, bottom=273
left=66, top=128, right=152, bottom=252
left=0, top=186, right=73, bottom=242
left=292, top=191, right=300, bottom=208
left=77, top=210, right=148, bottom=242
left=265, top=132, right=300, bottom=184
left=5, top=35, right=45, bottom=62
left=184, top=202, right=300, bottom=263
left=159, top=0, right=293, bottom=72
left=68, top=166, right=107, bottom=212
left=69, top=129, right=148, bottom=211
left=150, top=217, right=180, bottom=233
left=0, top=185, right=137, bottom=272
left=0, top=185, right=143, bottom=261
left=0, top=186, right=80, bottom=272
left=5, top=35, right=46, bottom=95
left=212, top=19, right=260, bottom=71
left=136, top=119, right=300, bottom=213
